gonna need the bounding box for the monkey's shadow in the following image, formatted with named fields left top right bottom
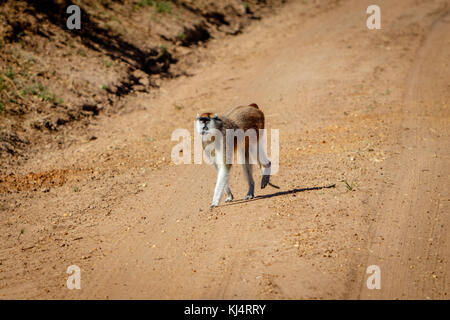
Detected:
left=220, top=183, right=336, bottom=207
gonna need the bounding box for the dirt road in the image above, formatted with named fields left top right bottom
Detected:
left=1, top=0, right=448, bottom=299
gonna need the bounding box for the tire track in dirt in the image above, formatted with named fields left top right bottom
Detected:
left=358, top=11, right=449, bottom=299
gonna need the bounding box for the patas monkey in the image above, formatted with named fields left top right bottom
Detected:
left=195, top=103, right=273, bottom=208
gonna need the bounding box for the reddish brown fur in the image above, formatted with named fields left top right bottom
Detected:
left=226, top=104, right=265, bottom=159
left=199, top=112, right=214, bottom=118
left=226, top=104, right=265, bottom=133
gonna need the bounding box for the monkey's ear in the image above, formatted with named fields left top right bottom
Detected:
left=213, top=114, right=219, bottom=119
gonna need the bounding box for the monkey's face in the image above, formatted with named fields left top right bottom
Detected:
left=196, top=113, right=221, bottom=136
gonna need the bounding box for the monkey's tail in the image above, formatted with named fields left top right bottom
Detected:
left=268, top=182, right=280, bottom=189
left=261, top=174, right=280, bottom=189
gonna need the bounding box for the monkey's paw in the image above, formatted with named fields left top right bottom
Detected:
left=210, top=204, right=219, bottom=209
left=261, top=175, right=270, bottom=189
left=243, top=194, right=254, bottom=200
left=225, top=195, right=233, bottom=202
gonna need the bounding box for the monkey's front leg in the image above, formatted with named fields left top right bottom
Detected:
left=211, top=164, right=229, bottom=208
left=224, top=184, right=234, bottom=202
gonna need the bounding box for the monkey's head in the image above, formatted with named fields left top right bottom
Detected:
left=195, top=113, right=222, bottom=135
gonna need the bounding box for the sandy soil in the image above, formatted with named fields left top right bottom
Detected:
left=0, top=0, right=449, bottom=299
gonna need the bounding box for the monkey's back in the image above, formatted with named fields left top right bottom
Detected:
left=226, top=104, right=265, bottom=132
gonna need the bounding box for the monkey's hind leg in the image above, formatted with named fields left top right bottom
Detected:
left=242, top=163, right=255, bottom=200
left=258, top=151, right=271, bottom=189
left=257, top=138, right=272, bottom=189
left=259, top=161, right=271, bottom=189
